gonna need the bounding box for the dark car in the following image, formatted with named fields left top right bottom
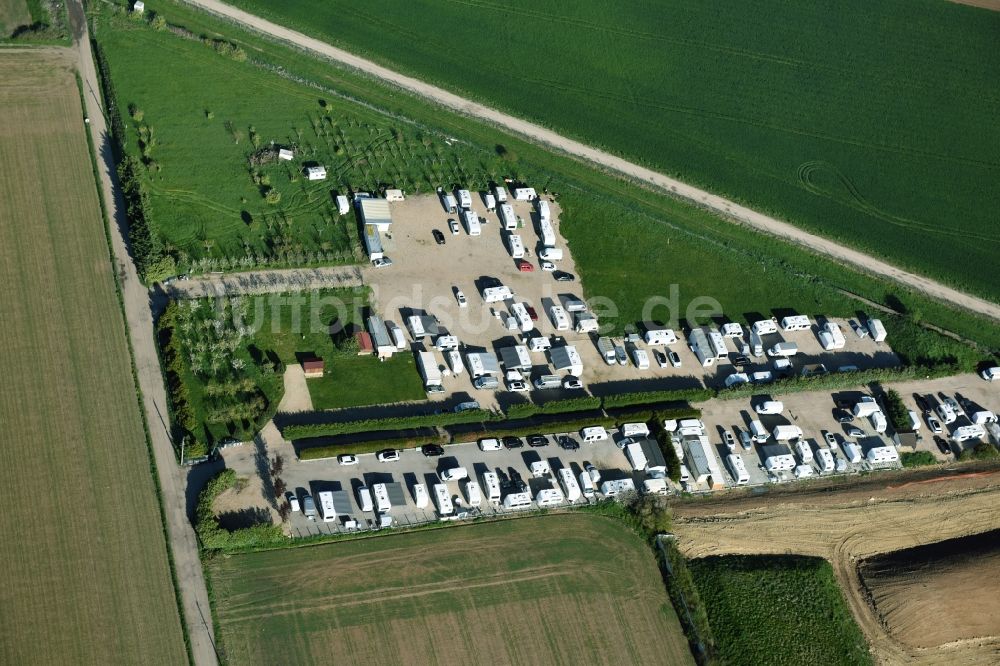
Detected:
left=527, top=434, right=549, bottom=447
left=502, top=436, right=524, bottom=449
left=913, top=393, right=930, bottom=412
left=732, top=354, right=751, bottom=367
left=432, top=229, right=445, bottom=245
left=553, top=271, right=574, bottom=282
left=558, top=435, right=580, bottom=451
left=836, top=410, right=854, bottom=423
left=421, top=443, right=445, bottom=457
left=934, top=436, right=951, bottom=455
left=524, top=305, right=539, bottom=322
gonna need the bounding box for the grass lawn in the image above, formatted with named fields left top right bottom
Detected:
left=0, top=0, right=29, bottom=36
left=0, top=51, right=186, bottom=663
left=208, top=513, right=694, bottom=665
left=307, top=353, right=423, bottom=409
left=691, top=555, right=872, bottom=666
left=94, top=5, right=509, bottom=271
left=224, top=0, right=1000, bottom=299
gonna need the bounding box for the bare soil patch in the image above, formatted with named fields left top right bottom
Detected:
left=859, top=530, right=1000, bottom=650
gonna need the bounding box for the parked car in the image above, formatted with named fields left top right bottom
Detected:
left=982, top=366, right=1000, bottom=382
left=723, top=431, right=736, bottom=452
left=371, top=257, right=393, bottom=268
left=823, top=430, right=838, bottom=448
left=836, top=410, right=854, bottom=423
left=287, top=493, right=300, bottom=512
left=934, top=436, right=951, bottom=454
left=448, top=218, right=459, bottom=235
left=667, top=350, right=681, bottom=368
left=338, top=454, right=358, bottom=465
left=913, top=393, right=930, bottom=412
left=502, top=436, right=524, bottom=449
left=421, top=444, right=444, bottom=457
left=507, top=377, right=528, bottom=392
left=562, top=375, right=583, bottom=390
left=558, top=435, right=580, bottom=451
left=732, top=355, right=751, bottom=367
left=553, top=271, right=574, bottom=282
left=846, top=427, right=864, bottom=438
left=653, top=349, right=668, bottom=368
left=433, top=229, right=445, bottom=245
left=614, top=345, right=628, bottom=366
left=926, top=412, right=943, bottom=434
left=943, top=396, right=965, bottom=418
left=454, top=288, right=467, bottom=307
left=376, top=449, right=400, bottom=462
left=540, top=260, right=556, bottom=272
left=516, top=259, right=534, bottom=272
left=850, top=320, right=868, bottom=338
left=527, top=434, right=549, bottom=448
left=524, top=305, right=538, bottom=321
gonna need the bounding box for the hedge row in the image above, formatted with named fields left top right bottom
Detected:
left=282, top=409, right=499, bottom=440
left=195, top=470, right=284, bottom=552
left=505, top=396, right=604, bottom=420
left=716, top=365, right=954, bottom=400
left=602, top=387, right=715, bottom=409
left=884, top=389, right=911, bottom=432
left=655, top=429, right=683, bottom=483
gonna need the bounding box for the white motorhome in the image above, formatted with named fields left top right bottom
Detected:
left=510, top=303, right=533, bottom=332
left=493, top=183, right=508, bottom=203
left=356, top=486, right=374, bottom=512
left=708, top=329, right=728, bottom=359
left=726, top=454, right=750, bottom=485
left=433, top=484, right=454, bottom=517
left=580, top=426, right=609, bottom=442
left=600, top=478, right=636, bottom=497
left=853, top=396, right=881, bottom=418
left=558, top=468, right=582, bottom=502
left=867, top=318, right=888, bottom=343
left=843, top=442, right=862, bottom=463
left=749, top=420, right=769, bottom=443
left=866, top=446, right=900, bottom=464
left=773, top=425, right=803, bottom=441
left=462, top=209, right=481, bottom=236
left=481, top=472, right=501, bottom=505
left=537, top=198, right=551, bottom=222
left=372, top=484, right=392, bottom=512
left=499, top=203, right=516, bottom=230
left=781, top=315, right=811, bottom=331
left=721, top=322, right=744, bottom=338
left=507, top=233, right=525, bottom=259
left=412, top=483, right=429, bottom=509
left=318, top=491, right=337, bottom=523
left=768, top=342, right=799, bottom=357
left=539, top=217, right=556, bottom=247
left=457, top=189, right=472, bottom=209
left=549, top=305, right=570, bottom=331
left=463, top=480, right=482, bottom=507
left=755, top=400, right=784, bottom=415
left=578, top=472, right=596, bottom=498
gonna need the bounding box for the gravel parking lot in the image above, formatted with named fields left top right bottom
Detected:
left=357, top=192, right=901, bottom=411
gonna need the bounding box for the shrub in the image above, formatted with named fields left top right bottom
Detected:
left=884, top=389, right=911, bottom=432
left=282, top=409, right=499, bottom=440
left=298, top=432, right=446, bottom=460
left=195, top=470, right=284, bottom=552
left=505, top=396, right=603, bottom=419
left=900, top=451, right=937, bottom=468
left=958, top=442, right=999, bottom=462
left=602, top=387, right=714, bottom=409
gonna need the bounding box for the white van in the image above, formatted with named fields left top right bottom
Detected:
left=754, top=400, right=784, bottom=415
left=481, top=472, right=501, bottom=504
left=440, top=466, right=468, bottom=481
left=539, top=247, right=563, bottom=261
left=356, top=486, right=374, bottom=512
left=578, top=472, right=596, bottom=498
left=580, top=426, right=609, bottom=442
left=632, top=348, right=650, bottom=370
left=463, top=480, right=482, bottom=507
left=749, top=420, right=768, bottom=443
left=534, top=374, right=562, bottom=390
left=620, top=422, right=650, bottom=438
left=478, top=438, right=502, bottom=451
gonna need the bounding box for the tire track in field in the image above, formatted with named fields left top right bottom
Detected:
left=797, top=161, right=1000, bottom=244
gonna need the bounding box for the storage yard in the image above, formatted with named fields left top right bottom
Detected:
left=207, top=513, right=694, bottom=665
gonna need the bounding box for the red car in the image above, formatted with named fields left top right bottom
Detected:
left=516, top=259, right=534, bottom=272
left=524, top=305, right=538, bottom=321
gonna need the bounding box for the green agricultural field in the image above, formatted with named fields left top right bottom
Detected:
left=98, top=1, right=1000, bottom=373
left=158, top=288, right=424, bottom=455
left=94, top=6, right=509, bottom=275
left=691, top=555, right=872, bottom=666
left=0, top=0, right=29, bottom=36
left=226, top=0, right=1000, bottom=299
left=0, top=52, right=186, bottom=663
left=208, top=514, right=695, bottom=665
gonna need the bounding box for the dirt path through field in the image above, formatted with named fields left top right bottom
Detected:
left=949, top=0, right=1000, bottom=11
left=672, top=472, right=1000, bottom=664
left=182, top=0, right=1000, bottom=321
left=67, top=0, right=218, bottom=663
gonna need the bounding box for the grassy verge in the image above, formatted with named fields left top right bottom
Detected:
left=901, top=451, right=937, bottom=467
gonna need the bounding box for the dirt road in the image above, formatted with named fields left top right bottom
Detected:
left=672, top=471, right=1000, bottom=665
left=68, top=1, right=218, bottom=663
left=182, top=0, right=1000, bottom=321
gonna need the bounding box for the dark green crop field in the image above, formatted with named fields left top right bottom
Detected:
left=691, top=555, right=872, bottom=666
left=225, top=0, right=1000, bottom=299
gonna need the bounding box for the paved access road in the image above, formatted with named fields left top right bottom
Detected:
left=182, top=0, right=1000, bottom=322
left=68, top=1, right=218, bottom=663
